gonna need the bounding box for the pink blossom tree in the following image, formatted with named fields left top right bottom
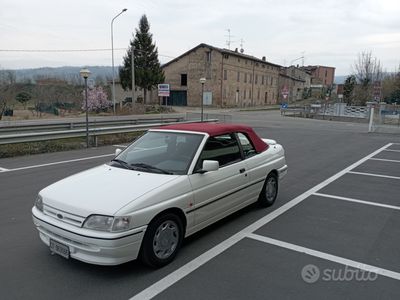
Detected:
left=82, top=86, right=111, bottom=112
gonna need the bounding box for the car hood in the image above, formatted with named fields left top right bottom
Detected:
left=40, top=164, right=180, bottom=217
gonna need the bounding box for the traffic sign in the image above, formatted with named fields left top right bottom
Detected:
left=281, top=86, right=289, bottom=99
left=158, top=84, right=170, bottom=97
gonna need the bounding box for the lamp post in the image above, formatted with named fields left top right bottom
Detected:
left=80, top=68, right=91, bottom=148
left=200, top=77, right=206, bottom=122
left=111, top=8, right=128, bottom=114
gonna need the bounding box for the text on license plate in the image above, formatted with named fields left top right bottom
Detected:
left=50, top=239, right=70, bottom=259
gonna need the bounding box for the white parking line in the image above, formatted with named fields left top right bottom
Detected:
left=130, top=143, right=392, bottom=300
left=348, top=171, right=400, bottom=180
left=247, top=233, right=400, bottom=281
left=0, top=153, right=114, bottom=173
left=112, top=145, right=128, bottom=148
left=384, top=149, right=400, bottom=153
left=369, top=158, right=400, bottom=163
left=0, top=167, right=9, bottom=172
left=314, top=192, right=400, bottom=211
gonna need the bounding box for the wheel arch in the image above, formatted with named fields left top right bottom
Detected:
left=148, top=207, right=187, bottom=234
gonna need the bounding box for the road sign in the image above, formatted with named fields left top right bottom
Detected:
left=158, top=84, right=170, bottom=97
left=373, top=81, right=381, bottom=101
left=281, top=86, right=289, bottom=99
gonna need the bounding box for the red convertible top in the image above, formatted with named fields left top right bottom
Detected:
left=156, top=122, right=268, bottom=153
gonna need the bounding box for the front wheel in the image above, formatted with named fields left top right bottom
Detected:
left=258, top=172, right=278, bottom=207
left=140, top=213, right=183, bottom=268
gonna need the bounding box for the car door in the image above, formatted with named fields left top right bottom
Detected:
left=187, top=133, right=249, bottom=232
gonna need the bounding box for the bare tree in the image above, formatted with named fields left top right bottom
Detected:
left=353, top=51, right=382, bottom=105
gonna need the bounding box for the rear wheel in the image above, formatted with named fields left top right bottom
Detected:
left=258, top=172, right=278, bottom=207
left=140, top=213, right=183, bottom=268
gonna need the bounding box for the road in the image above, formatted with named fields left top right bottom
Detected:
left=1, top=110, right=399, bottom=299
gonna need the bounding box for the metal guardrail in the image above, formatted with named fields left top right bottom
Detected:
left=0, top=119, right=218, bottom=145
left=0, top=117, right=184, bottom=134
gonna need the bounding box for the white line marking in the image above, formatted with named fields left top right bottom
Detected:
left=369, top=158, right=400, bottom=163
left=0, top=167, right=9, bottom=172
left=348, top=171, right=400, bottom=180
left=384, top=149, right=400, bottom=153
left=314, top=192, right=400, bottom=211
left=129, top=143, right=392, bottom=300
left=247, top=233, right=400, bottom=281
left=0, top=153, right=114, bottom=173
left=112, top=145, right=128, bottom=148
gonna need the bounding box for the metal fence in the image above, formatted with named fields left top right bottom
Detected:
left=0, top=118, right=218, bottom=145
left=185, top=112, right=232, bottom=123
left=370, top=104, right=400, bottom=133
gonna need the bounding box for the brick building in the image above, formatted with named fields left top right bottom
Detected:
left=161, top=43, right=281, bottom=107
left=300, top=65, right=335, bottom=86
left=278, top=66, right=311, bottom=103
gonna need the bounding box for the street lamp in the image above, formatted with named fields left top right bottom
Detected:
left=200, top=77, right=206, bottom=122
left=111, top=8, right=128, bottom=114
left=80, top=68, right=91, bottom=148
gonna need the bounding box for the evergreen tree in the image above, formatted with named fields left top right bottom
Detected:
left=343, top=75, right=356, bottom=105
left=119, top=15, right=164, bottom=103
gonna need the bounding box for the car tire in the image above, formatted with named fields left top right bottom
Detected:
left=258, top=172, right=278, bottom=207
left=140, top=213, right=184, bottom=268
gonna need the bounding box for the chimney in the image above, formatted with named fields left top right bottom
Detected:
left=235, top=48, right=238, bottom=52
left=262, top=56, right=266, bottom=61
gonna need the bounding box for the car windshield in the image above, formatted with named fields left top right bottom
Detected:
left=111, top=131, right=204, bottom=175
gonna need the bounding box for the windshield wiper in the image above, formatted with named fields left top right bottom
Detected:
left=111, top=159, right=134, bottom=170
left=130, top=163, right=173, bottom=175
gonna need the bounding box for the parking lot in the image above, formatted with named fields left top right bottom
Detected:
left=1, top=110, right=399, bottom=299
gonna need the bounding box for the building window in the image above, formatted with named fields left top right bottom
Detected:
left=270, top=77, right=273, bottom=85
left=206, top=51, right=211, bottom=62
left=244, top=90, right=246, bottom=99
left=255, top=74, right=258, bottom=84
left=244, top=73, right=247, bottom=83
left=237, top=71, right=240, bottom=82
left=262, top=75, right=264, bottom=85
left=325, top=69, right=328, bottom=77
left=245, top=60, right=248, bottom=65
left=181, top=74, right=187, bottom=86
left=249, top=91, right=251, bottom=99
left=249, top=74, right=252, bottom=83
left=224, top=69, right=227, bottom=80
left=258, top=89, right=260, bottom=100
left=224, top=54, right=229, bottom=59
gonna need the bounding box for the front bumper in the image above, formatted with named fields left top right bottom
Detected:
left=32, top=207, right=146, bottom=265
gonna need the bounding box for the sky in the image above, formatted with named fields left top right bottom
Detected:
left=1, top=0, right=399, bottom=75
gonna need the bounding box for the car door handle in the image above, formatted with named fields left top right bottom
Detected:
left=239, top=168, right=246, bottom=173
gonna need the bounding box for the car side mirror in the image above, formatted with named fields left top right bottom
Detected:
left=115, top=148, right=122, bottom=156
left=198, top=160, right=219, bottom=173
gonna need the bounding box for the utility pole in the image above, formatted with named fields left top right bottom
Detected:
left=131, top=46, right=135, bottom=105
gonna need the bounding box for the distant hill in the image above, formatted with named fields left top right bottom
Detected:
left=334, top=75, right=347, bottom=84
left=11, top=66, right=114, bottom=84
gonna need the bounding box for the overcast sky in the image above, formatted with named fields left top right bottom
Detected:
left=1, top=0, right=399, bottom=75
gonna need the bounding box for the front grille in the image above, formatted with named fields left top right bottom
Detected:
left=43, top=205, right=86, bottom=227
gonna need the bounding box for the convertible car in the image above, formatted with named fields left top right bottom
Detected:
left=32, top=123, right=287, bottom=267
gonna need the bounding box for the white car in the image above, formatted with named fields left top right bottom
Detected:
left=32, top=123, right=287, bottom=267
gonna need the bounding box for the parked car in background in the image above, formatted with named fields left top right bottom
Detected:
left=32, top=123, right=287, bottom=267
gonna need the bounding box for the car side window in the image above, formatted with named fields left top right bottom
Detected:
left=237, top=132, right=257, bottom=159
left=196, top=134, right=242, bottom=169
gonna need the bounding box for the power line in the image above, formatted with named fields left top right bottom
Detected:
left=0, top=48, right=176, bottom=59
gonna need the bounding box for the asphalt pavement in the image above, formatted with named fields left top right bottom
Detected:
left=0, top=110, right=399, bottom=299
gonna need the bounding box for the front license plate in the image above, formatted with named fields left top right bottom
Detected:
left=50, top=239, right=70, bottom=259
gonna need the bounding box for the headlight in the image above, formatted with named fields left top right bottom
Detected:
left=83, top=215, right=131, bottom=232
left=112, top=216, right=131, bottom=232
left=35, top=195, right=44, bottom=212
